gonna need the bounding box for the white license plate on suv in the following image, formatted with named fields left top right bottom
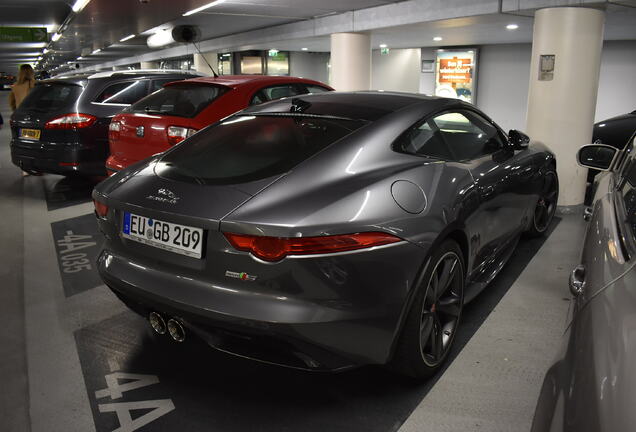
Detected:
left=122, top=212, right=203, bottom=259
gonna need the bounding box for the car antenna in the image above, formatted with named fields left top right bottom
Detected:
left=290, top=98, right=311, bottom=113
left=192, top=41, right=219, bottom=78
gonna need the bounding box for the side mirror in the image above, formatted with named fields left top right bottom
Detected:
left=508, top=129, right=530, bottom=150
left=577, top=144, right=618, bottom=171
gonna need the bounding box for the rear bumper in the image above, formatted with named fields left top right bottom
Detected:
left=105, top=154, right=140, bottom=175
left=11, top=138, right=107, bottom=176
left=97, top=240, right=426, bottom=371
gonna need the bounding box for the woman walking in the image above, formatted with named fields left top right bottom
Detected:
left=9, top=64, right=35, bottom=111
left=9, top=64, right=37, bottom=176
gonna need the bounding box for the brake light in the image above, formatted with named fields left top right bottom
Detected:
left=167, top=126, right=197, bottom=145
left=223, top=232, right=402, bottom=262
left=93, top=199, right=109, bottom=218
left=45, top=113, right=97, bottom=129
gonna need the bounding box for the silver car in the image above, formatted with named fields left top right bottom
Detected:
left=93, top=91, right=558, bottom=378
left=532, top=136, right=636, bottom=430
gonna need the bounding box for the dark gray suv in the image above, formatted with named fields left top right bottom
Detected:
left=10, top=69, right=200, bottom=176
left=532, top=136, right=636, bottom=431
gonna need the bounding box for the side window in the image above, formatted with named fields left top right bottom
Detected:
left=395, top=119, right=453, bottom=160
left=303, top=84, right=330, bottom=94
left=620, top=156, right=636, bottom=243
left=94, top=80, right=148, bottom=105
left=250, top=84, right=303, bottom=105
left=150, top=79, right=178, bottom=93
left=432, top=111, right=504, bottom=161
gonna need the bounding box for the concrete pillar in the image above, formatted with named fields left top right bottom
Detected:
left=330, top=32, right=371, bottom=91
left=526, top=7, right=605, bottom=207
left=194, top=52, right=218, bottom=76
left=140, top=61, right=159, bottom=69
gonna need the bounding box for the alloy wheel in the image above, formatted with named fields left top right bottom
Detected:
left=419, top=251, right=463, bottom=367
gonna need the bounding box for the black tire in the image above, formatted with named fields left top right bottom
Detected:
left=526, top=170, right=559, bottom=237
left=391, top=239, right=465, bottom=379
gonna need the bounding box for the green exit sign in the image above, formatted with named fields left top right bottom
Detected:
left=0, top=27, right=48, bottom=43
left=380, top=47, right=390, bottom=55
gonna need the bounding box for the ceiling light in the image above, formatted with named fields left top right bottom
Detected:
left=183, top=0, right=227, bottom=17
left=506, top=23, right=519, bottom=30
left=120, top=34, right=135, bottom=42
left=379, top=43, right=387, bottom=48
left=301, top=47, right=308, bottom=51
left=52, top=33, right=62, bottom=42
left=72, top=0, right=91, bottom=13
left=433, top=36, right=443, bottom=42
left=147, top=30, right=175, bottom=48
left=92, top=48, right=101, bottom=54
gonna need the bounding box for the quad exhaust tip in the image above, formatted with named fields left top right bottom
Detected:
left=167, top=318, right=186, bottom=343
left=148, top=312, right=166, bottom=335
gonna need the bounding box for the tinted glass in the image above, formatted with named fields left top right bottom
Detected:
left=19, top=83, right=83, bottom=112
left=150, top=78, right=180, bottom=93
left=157, top=115, right=364, bottom=185
left=94, top=80, right=148, bottom=104
left=395, top=119, right=452, bottom=159
left=305, top=85, right=330, bottom=94
left=129, top=83, right=226, bottom=118
left=251, top=84, right=303, bottom=105
left=433, top=111, right=504, bottom=161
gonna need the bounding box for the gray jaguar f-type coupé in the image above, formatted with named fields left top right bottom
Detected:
left=93, top=91, right=557, bottom=378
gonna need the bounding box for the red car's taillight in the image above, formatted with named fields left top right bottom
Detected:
left=45, top=113, right=97, bottom=129
left=223, top=232, right=402, bottom=262
left=93, top=199, right=108, bottom=218
left=167, top=126, right=197, bottom=145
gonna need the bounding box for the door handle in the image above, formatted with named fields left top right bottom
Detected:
left=583, top=207, right=593, bottom=221
left=569, top=265, right=586, bottom=296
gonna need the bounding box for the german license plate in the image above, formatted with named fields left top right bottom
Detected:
left=122, top=212, right=203, bottom=259
left=20, top=128, right=41, bottom=140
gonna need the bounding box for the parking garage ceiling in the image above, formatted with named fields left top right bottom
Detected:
left=1, top=0, right=635, bottom=75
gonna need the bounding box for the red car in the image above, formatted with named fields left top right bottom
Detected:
left=106, top=75, right=332, bottom=174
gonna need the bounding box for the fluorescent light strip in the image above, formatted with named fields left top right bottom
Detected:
left=183, top=0, right=227, bottom=16
left=52, top=32, right=62, bottom=42
left=120, top=34, right=135, bottom=42
left=72, top=0, right=91, bottom=13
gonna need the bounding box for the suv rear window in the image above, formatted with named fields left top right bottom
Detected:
left=19, top=82, right=83, bottom=112
left=129, top=83, right=227, bottom=118
left=157, top=114, right=364, bottom=185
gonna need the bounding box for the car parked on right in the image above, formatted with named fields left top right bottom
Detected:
left=531, top=134, right=636, bottom=432
left=585, top=110, right=636, bottom=203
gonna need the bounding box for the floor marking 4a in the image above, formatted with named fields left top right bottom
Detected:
left=95, top=372, right=175, bottom=432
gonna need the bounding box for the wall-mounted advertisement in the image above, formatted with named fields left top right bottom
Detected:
left=435, top=49, right=478, bottom=104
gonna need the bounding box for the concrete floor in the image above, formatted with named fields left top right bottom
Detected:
left=0, top=95, right=586, bottom=432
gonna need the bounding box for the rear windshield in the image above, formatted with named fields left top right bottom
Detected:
left=19, top=82, right=83, bottom=112
left=157, top=114, right=365, bottom=185
left=128, top=83, right=227, bottom=118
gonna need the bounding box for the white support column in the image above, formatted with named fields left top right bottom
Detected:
left=329, top=32, right=371, bottom=91
left=193, top=52, right=218, bottom=76
left=526, top=7, right=605, bottom=208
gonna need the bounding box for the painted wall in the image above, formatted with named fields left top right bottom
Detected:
left=371, top=48, right=421, bottom=93
left=289, top=51, right=330, bottom=84
left=420, top=40, right=636, bottom=132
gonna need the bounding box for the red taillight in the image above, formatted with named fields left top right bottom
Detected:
left=167, top=126, right=197, bottom=145
left=93, top=199, right=108, bottom=218
left=223, top=232, right=402, bottom=262
left=45, top=113, right=97, bottom=129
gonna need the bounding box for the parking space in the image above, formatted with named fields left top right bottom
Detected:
left=0, top=91, right=584, bottom=430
